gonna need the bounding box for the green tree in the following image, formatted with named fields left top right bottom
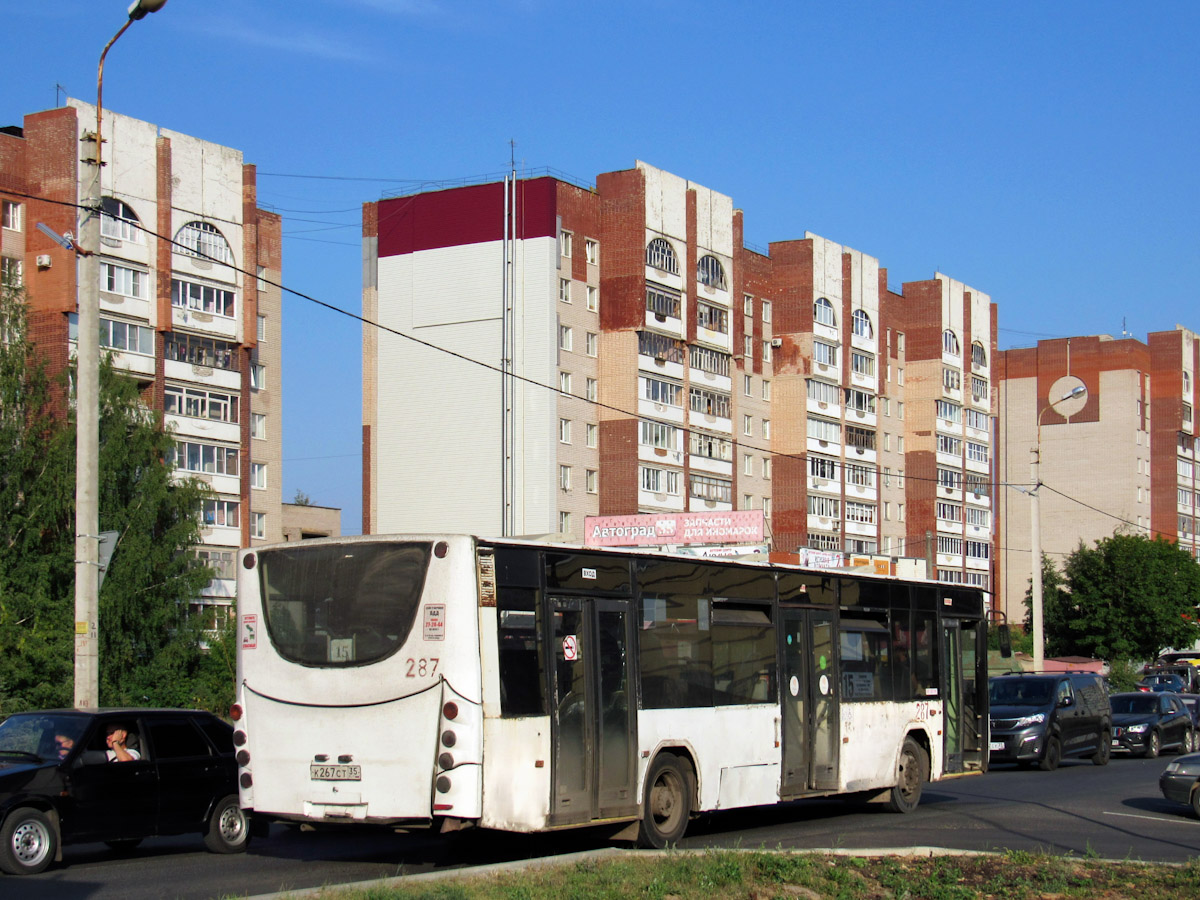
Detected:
left=0, top=284, right=228, bottom=714
left=1035, top=533, right=1200, bottom=662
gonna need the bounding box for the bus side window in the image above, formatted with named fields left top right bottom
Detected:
left=496, top=587, right=546, bottom=717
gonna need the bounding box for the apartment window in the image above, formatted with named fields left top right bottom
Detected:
left=195, top=548, right=235, bottom=580
left=762, top=341, right=772, bottom=365
left=640, top=420, right=681, bottom=450
left=943, top=329, right=960, bottom=355
left=690, top=387, right=731, bottom=418
left=586, top=332, right=598, bottom=356
left=586, top=377, right=598, bottom=402
left=808, top=532, right=842, bottom=551
left=164, top=385, right=239, bottom=423
left=175, top=220, right=234, bottom=264
left=938, top=536, right=963, bottom=556
left=99, top=317, right=154, bottom=355
left=971, top=341, right=987, bottom=368
left=967, top=442, right=989, bottom=464
left=762, top=300, right=772, bottom=323
left=560, top=230, right=572, bottom=258
left=172, top=277, right=236, bottom=317
left=203, top=498, right=240, bottom=528
left=646, top=237, right=679, bottom=274
left=251, top=364, right=266, bottom=390
left=936, top=501, right=963, bottom=522
left=743, top=415, right=753, bottom=436
left=744, top=453, right=754, bottom=476
left=744, top=335, right=754, bottom=358
left=807, top=379, right=840, bottom=405
left=163, top=333, right=237, bottom=370
left=744, top=493, right=754, bottom=508
left=696, top=254, right=727, bottom=290
left=965, top=540, right=991, bottom=560
left=639, top=334, right=682, bottom=365
left=744, top=294, right=754, bottom=316
left=850, top=351, right=875, bottom=378
left=587, top=285, right=598, bottom=311
left=851, top=308, right=873, bottom=338
left=935, top=400, right=962, bottom=424
left=690, top=345, right=731, bottom=377
left=881, top=397, right=890, bottom=416
left=170, top=440, right=239, bottom=476
left=1, top=200, right=21, bottom=231
left=762, top=419, right=771, bottom=439
left=559, top=465, right=571, bottom=491
left=251, top=413, right=266, bottom=439
left=846, top=426, right=875, bottom=451
left=846, top=463, right=875, bottom=488
left=251, top=463, right=267, bottom=490
left=807, top=417, right=841, bottom=443
left=586, top=423, right=598, bottom=448
left=943, top=368, right=961, bottom=391
left=897, top=367, right=905, bottom=385
left=897, top=401, right=904, bottom=420
left=690, top=431, right=732, bottom=461
left=101, top=262, right=145, bottom=299
left=762, top=497, right=771, bottom=519
left=646, top=284, right=681, bottom=318
left=964, top=572, right=990, bottom=589
left=559, top=418, right=572, bottom=444
left=585, top=239, right=598, bottom=265
left=257, top=315, right=267, bottom=342
left=809, top=456, right=838, bottom=480
left=883, top=466, right=891, bottom=487
left=884, top=502, right=891, bottom=522
left=98, top=197, right=143, bottom=243
left=641, top=466, right=681, bottom=495
left=1180, top=458, right=1194, bottom=480
left=762, top=457, right=772, bottom=480
left=743, top=374, right=752, bottom=396
left=696, top=301, right=729, bottom=334
left=813, top=340, right=838, bottom=367
left=883, top=433, right=891, bottom=452
left=257, top=265, right=268, bottom=291
left=251, top=511, right=266, bottom=539
left=690, top=473, right=732, bottom=503
left=898, top=503, right=905, bottom=522
left=558, top=324, right=573, bottom=351
left=586, top=470, right=598, bottom=493
left=845, top=502, right=876, bottom=524
left=814, top=297, right=836, bottom=327
left=557, top=372, right=571, bottom=394
left=964, top=408, right=988, bottom=431
left=937, top=434, right=961, bottom=455
left=847, top=388, right=875, bottom=414
left=937, top=468, right=963, bottom=489
left=1184, top=402, right=1193, bottom=427
left=0, top=256, right=21, bottom=287
left=643, top=375, right=682, bottom=407
left=808, top=495, right=840, bottom=519
left=971, top=376, right=989, bottom=403
left=966, top=507, right=991, bottom=528
left=558, top=511, right=571, bottom=534
left=762, top=380, right=771, bottom=401
left=559, top=278, right=571, bottom=303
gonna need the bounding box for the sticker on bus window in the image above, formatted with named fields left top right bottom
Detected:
left=241, top=615, right=257, bottom=650
left=563, top=635, right=579, bottom=661
left=424, top=604, right=446, bottom=641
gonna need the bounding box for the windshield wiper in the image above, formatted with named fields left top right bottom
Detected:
left=0, top=750, right=45, bottom=763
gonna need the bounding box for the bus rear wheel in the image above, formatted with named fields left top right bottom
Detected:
left=885, top=738, right=927, bottom=814
left=638, top=753, right=692, bottom=848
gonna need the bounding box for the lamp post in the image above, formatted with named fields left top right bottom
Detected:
left=1029, top=383, right=1087, bottom=672
left=75, top=0, right=169, bottom=709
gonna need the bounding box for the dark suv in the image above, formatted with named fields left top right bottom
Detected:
left=0, top=708, right=247, bottom=875
left=988, top=673, right=1112, bottom=770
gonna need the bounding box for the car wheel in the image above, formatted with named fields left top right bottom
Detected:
left=204, top=795, right=250, bottom=854
left=885, top=738, right=928, bottom=813
left=0, top=808, right=57, bottom=876
left=637, top=753, right=693, bottom=848
left=1191, top=785, right=1200, bottom=820
left=1144, top=731, right=1161, bottom=759
left=1039, top=736, right=1062, bottom=772
left=105, top=838, right=142, bottom=855
left=1091, top=730, right=1111, bottom=766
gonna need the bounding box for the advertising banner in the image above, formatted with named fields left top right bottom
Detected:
left=584, top=511, right=764, bottom=547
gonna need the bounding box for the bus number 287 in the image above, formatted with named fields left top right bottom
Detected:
left=406, top=658, right=439, bottom=678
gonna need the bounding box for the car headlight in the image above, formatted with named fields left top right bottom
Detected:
left=1128, top=724, right=1149, bottom=733
left=1014, top=713, right=1046, bottom=728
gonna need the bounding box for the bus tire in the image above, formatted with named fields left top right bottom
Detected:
left=884, top=738, right=927, bottom=814
left=637, top=753, right=692, bottom=848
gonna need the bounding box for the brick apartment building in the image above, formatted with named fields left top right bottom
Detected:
left=361, top=161, right=999, bottom=590
left=0, top=99, right=284, bottom=617
left=996, top=327, right=1200, bottom=622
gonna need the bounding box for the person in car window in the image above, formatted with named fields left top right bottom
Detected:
left=105, top=724, right=140, bottom=761
left=54, top=734, right=75, bottom=760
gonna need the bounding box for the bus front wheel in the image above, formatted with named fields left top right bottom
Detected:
left=885, top=738, right=927, bottom=814
left=638, top=753, right=692, bottom=848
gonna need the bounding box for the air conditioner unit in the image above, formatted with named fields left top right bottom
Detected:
left=770, top=338, right=783, bottom=348
left=36, top=254, right=52, bottom=268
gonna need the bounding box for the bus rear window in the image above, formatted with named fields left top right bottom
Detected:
left=257, top=541, right=432, bottom=667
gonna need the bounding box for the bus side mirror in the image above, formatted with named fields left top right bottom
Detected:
left=997, top=625, right=1012, bottom=658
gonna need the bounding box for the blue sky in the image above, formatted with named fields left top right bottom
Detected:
left=8, top=1, right=1198, bottom=535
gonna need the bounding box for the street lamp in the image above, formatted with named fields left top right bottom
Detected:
left=75, top=0, right=169, bottom=709
left=1029, top=383, right=1087, bottom=672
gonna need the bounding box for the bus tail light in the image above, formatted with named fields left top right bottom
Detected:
left=237, top=750, right=251, bottom=767
left=442, top=702, right=459, bottom=720
left=441, top=730, right=456, bottom=747
left=240, top=772, right=253, bottom=789
left=436, top=776, right=451, bottom=793
left=230, top=704, right=244, bottom=722
left=439, top=752, right=454, bottom=769
left=233, top=730, right=247, bottom=746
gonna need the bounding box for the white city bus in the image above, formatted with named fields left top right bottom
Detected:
left=234, top=535, right=988, bottom=846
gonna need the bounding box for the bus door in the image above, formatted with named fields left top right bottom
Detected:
left=940, top=618, right=985, bottom=773
left=548, top=596, right=637, bottom=825
left=779, top=607, right=839, bottom=797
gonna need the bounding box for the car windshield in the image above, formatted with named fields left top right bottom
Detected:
left=989, top=678, right=1054, bottom=706
left=0, top=713, right=88, bottom=761
left=1111, top=695, right=1157, bottom=715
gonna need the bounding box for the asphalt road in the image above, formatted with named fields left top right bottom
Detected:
left=12, top=754, right=1199, bottom=899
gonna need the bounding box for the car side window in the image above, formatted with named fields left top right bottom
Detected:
left=198, top=719, right=235, bottom=754
left=147, top=720, right=213, bottom=759
left=1057, top=680, right=1073, bottom=706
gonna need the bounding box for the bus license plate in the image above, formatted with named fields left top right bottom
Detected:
left=310, top=764, right=361, bottom=781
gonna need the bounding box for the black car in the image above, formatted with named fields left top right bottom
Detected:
left=1110, top=692, right=1194, bottom=758
left=1136, top=673, right=1188, bottom=693
left=988, top=672, right=1112, bottom=770
left=0, top=708, right=248, bottom=875
left=1159, top=751, right=1200, bottom=817
left=1177, top=694, right=1200, bottom=753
